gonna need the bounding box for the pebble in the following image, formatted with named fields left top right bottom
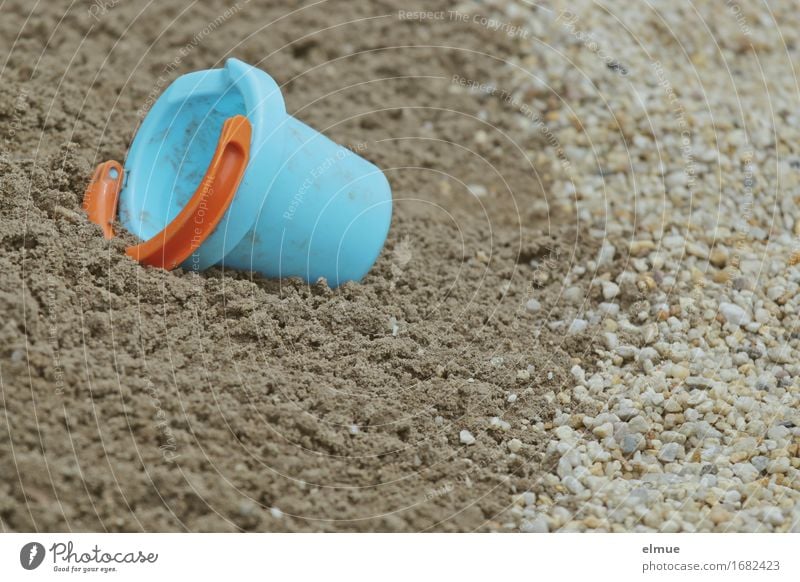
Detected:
left=601, top=281, right=620, bottom=300
left=520, top=516, right=549, bottom=533
left=685, top=376, right=713, bottom=389
left=615, top=345, right=637, bottom=360
left=732, top=463, right=760, bottom=483
left=563, top=476, right=584, bottom=494
left=525, top=298, right=542, bottom=312
left=564, top=286, right=584, bottom=304
left=508, top=438, right=523, bottom=453
left=629, top=240, right=655, bottom=256
left=620, top=433, right=643, bottom=454
left=489, top=417, right=511, bottom=431
left=626, top=416, right=650, bottom=433
left=763, top=507, right=784, bottom=526
left=592, top=422, right=614, bottom=439
left=658, top=443, right=682, bottom=463
left=596, top=241, right=616, bottom=266
left=719, top=302, right=750, bottom=326
left=555, top=426, right=575, bottom=441
left=599, top=302, right=620, bottom=317
left=468, top=184, right=487, bottom=197
left=751, top=456, right=769, bottom=472
left=663, top=398, right=682, bottom=413
left=767, top=457, right=790, bottom=474
left=767, top=347, right=791, bottom=364
left=568, top=319, right=588, bottom=334
left=602, top=332, right=618, bottom=350
left=460, top=430, right=476, bottom=446
left=709, top=505, right=731, bottom=525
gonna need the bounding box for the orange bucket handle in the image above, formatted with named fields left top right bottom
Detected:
left=82, top=115, right=251, bottom=270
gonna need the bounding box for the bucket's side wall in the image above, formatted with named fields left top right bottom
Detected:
left=223, top=115, right=392, bottom=287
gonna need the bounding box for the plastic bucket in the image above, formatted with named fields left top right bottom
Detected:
left=102, top=58, right=391, bottom=287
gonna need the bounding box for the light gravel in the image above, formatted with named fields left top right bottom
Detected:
left=467, top=0, right=800, bottom=532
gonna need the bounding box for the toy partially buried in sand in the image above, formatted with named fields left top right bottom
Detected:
left=84, top=58, right=392, bottom=287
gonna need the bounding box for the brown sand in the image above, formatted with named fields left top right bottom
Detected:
left=0, top=0, right=599, bottom=531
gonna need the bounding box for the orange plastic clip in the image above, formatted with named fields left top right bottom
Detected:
left=83, top=160, right=123, bottom=239
left=83, top=115, right=252, bottom=270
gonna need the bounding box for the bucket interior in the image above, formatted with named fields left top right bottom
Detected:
left=129, top=89, right=246, bottom=239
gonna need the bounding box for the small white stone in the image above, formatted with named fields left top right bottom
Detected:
left=489, top=417, right=511, bottom=431
left=597, top=241, right=616, bottom=266
left=664, top=398, right=682, bottom=413
left=468, top=184, right=487, bottom=197
left=723, top=490, right=741, bottom=505
left=767, top=347, right=791, bottom=364
left=570, top=364, right=586, bottom=384
left=735, top=396, right=756, bottom=413
left=767, top=457, right=790, bottom=474
left=767, top=285, right=785, bottom=300
left=460, top=430, right=476, bottom=445
left=719, top=302, right=750, bottom=326
left=593, top=422, right=614, bottom=439
left=520, top=516, right=549, bottom=533
left=564, top=286, right=584, bottom=304
left=270, top=507, right=284, bottom=519
left=658, top=442, right=682, bottom=462
left=525, top=298, right=542, bottom=312
left=685, top=376, right=713, bottom=389
left=615, top=345, right=637, bottom=360
left=555, top=425, right=575, bottom=441
left=507, top=393, right=518, bottom=403
left=602, top=332, right=618, bottom=350
left=754, top=308, right=770, bottom=324
left=767, top=425, right=790, bottom=441
left=601, top=281, right=620, bottom=300
left=627, top=416, right=650, bottom=433
left=763, top=507, right=784, bottom=526
left=563, top=475, right=584, bottom=494
left=599, top=302, right=620, bottom=316
left=620, top=433, right=643, bottom=454
left=568, top=319, right=588, bottom=334
left=732, top=462, right=760, bottom=483
left=508, top=438, right=523, bottom=453
left=752, top=456, right=769, bottom=472
left=661, top=520, right=681, bottom=533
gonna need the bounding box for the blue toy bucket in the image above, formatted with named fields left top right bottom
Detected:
left=86, top=59, right=392, bottom=288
